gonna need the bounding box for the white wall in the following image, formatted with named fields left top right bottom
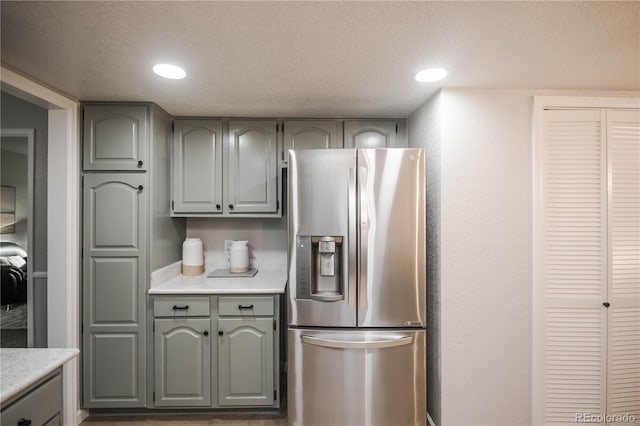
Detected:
left=187, top=216, right=288, bottom=271
left=439, top=90, right=533, bottom=426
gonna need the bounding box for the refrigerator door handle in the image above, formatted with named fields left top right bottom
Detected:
left=301, top=335, right=413, bottom=349
left=347, top=167, right=357, bottom=309
left=358, top=165, right=369, bottom=310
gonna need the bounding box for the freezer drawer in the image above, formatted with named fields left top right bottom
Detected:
left=288, top=328, right=426, bottom=426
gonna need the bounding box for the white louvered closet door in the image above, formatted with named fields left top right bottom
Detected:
left=538, top=109, right=607, bottom=425
left=606, top=109, right=640, bottom=421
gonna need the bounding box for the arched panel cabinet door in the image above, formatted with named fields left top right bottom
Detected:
left=172, top=120, right=223, bottom=214
left=154, top=318, right=211, bottom=407
left=82, top=173, right=147, bottom=408
left=282, top=120, right=343, bottom=164
left=343, top=120, right=406, bottom=149
left=83, top=105, right=148, bottom=170
left=226, top=120, right=278, bottom=214
left=217, top=318, right=274, bottom=406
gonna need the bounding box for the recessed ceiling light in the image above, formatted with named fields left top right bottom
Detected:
left=414, top=68, right=447, bottom=83
left=153, top=63, right=186, bottom=79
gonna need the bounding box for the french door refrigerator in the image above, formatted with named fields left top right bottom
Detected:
left=287, top=148, right=426, bottom=426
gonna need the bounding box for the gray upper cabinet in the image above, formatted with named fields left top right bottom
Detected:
left=225, top=121, right=278, bottom=215
left=282, top=120, right=343, bottom=164
left=82, top=173, right=147, bottom=408
left=83, top=105, right=148, bottom=170
left=154, top=318, right=211, bottom=407
left=172, top=120, right=223, bottom=214
left=343, top=120, right=407, bottom=148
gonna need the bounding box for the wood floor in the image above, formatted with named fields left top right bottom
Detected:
left=81, top=415, right=287, bottom=426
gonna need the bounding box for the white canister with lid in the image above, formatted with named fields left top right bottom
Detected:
left=182, top=238, right=204, bottom=276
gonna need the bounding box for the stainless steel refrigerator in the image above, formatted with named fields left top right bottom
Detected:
left=287, top=148, right=426, bottom=426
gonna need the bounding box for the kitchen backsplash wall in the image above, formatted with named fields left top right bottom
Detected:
left=187, top=217, right=288, bottom=272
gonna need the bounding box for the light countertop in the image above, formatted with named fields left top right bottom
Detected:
left=149, top=268, right=287, bottom=295
left=0, top=348, right=79, bottom=405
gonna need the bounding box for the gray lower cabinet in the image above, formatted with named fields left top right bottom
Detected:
left=343, top=119, right=407, bottom=148
left=154, top=318, right=211, bottom=407
left=217, top=295, right=277, bottom=407
left=1, top=371, right=62, bottom=426
left=281, top=120, right=343, bottom=165
left=217, top=317, right=274, bottom=406
left=150, top=295, right=280, bottom=410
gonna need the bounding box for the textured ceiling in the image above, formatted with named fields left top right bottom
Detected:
left=1, top=1, right=639, bottom=117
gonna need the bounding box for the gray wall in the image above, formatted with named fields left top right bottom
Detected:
left=0, top=147, right=28, bottom=249
left=1, top=90, right=48, bottom=347
left=408, top=90, right=442, bottom=426
left=1, top=90, right=48, bottom=271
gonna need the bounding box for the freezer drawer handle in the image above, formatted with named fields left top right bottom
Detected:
left=309, top=293, right=344, bottom=302
left=301, top=335, right=412, bottom=349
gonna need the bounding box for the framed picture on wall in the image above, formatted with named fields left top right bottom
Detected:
left=0, top=186, right=16, bottom=234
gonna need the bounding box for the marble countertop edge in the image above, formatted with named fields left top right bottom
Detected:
left=148, top=268, right=287, bottom=295
left=0, top=348, right=79, bottom=405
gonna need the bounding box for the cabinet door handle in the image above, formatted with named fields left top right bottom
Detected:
left=18, top=419, right=32, bottom=426
left=603, top=302, right=610, bottom=308
left=203, top=331, right=209, bottom=336
left=138, top=185, right=144, bottom=193
left=238, top=304, right=254, bottom=310
left=172, top=305, right=189, bottom=310
left=137, top=160, right=144, bottom=168
left=218, top=330, right=224, bottom=336
left=228, top=204, right=234, bottom=210
left=216, top=203, right=221, bottom=210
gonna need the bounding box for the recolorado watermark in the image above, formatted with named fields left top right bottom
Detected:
left=576, top=413, right=637, bottom=423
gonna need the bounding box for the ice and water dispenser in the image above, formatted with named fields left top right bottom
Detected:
left=295, top=235, right=344, bottom=301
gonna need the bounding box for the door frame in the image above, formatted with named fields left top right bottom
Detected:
left=1, top=66, right=83, bottom=424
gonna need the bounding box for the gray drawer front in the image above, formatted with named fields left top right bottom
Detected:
left=2, top=372, right=62, bottom=426
left=219, top=296, right=274, bottom=316
left=154, top=297, right=210, bottom=317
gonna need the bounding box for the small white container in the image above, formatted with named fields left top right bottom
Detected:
left=225, top=240, right=250, bottom=273
left=182, top=238, right=204, bottom=276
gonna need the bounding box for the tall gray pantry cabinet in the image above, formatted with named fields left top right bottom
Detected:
left=82, top=103, right=185, bottom=408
